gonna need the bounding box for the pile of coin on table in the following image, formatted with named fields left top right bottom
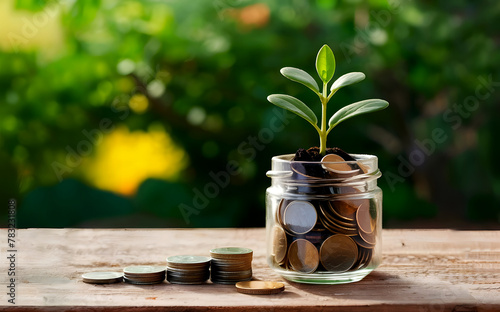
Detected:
left=166, top=255, right=211, bottom=284
left=210, top=247, right=253, bottom=284
left=271, top=153, right=377, bottom=274
left=123, top=266, right=166, bottom=284
left=82, top=247, right=255, bottom=286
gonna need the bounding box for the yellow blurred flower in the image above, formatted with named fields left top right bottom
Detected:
left=83, top=126, right=187, bottom=196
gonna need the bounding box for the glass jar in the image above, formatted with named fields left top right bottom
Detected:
left=265, top=153, right=383, bottom=284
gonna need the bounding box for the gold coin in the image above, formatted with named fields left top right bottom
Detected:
left=356, top=200, right=375, bottom=234
left=288, top=239, right=319, bottom=273
left=359, top=249, right=373, bottom=269
left=283, top=201, right=317, bottom=235
left=319, top=216, right=358, bottom=236
left=358, top=227, right=376, bottom=245
left=321, top=154, right=360, bottom=177
left=320, top=234, right=358, bottom=272
left=276, top=199, right=292, bottom=229
left=353, top=235, right=375, bottom=249
left=235, top=281, right=285, bottom=295
left=350, top=246, right=364, bottom=271
left=330, top=200, right=360, bottom=221
left=276, top=198, right=285, bottom=225
left=272, top=226, right=287, bottom=264
left=319, top=203, right=357, bottom=228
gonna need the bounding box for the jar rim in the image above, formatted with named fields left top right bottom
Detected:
left=267, top=153, right=380, bottom=184
left=271, top=153, right=377, bottom=165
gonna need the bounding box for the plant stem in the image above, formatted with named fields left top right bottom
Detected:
left=319, top=82, right=328, bottom=156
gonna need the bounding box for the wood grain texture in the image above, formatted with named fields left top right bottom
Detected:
left=0, top=229, right=499, bottom=311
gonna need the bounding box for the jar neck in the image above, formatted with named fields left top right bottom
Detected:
left=267, top=154, right=381, bottom=194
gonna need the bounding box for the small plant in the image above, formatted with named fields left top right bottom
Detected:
left=267, top=44, right=389, bottom=156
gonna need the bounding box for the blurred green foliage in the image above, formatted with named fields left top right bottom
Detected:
left=1, top=0, right=499, bottom=228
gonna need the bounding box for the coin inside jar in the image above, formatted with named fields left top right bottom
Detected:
left=356, top=200, right=375, bottom=234
left=330, top=200, right=359, bottom=221
left=320, top=234, right=358, bottom=272
left=288, top=239, right=319, bottom=273
left=283, top=201, right=317, bottom=235
left=321, top=154, right=359, bottom=176
left=272, top=226, right=287, bottom=264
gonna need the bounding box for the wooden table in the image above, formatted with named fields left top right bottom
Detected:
left=1, top=229, right=499, bottom=311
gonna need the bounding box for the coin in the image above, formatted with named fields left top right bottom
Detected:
left=210, top=247, right=253, bottom=258
left=82, top=272, right=123, bottom=284
left=330, top=200, right=358, bottom=221
left=356, top=200, right=375, bottom=234
left=321, top=154, right=360, bottom=177
left=167, top=255, right=211, bottom=265
left=123, top=277, right=164, bottom=285
left=359, top=248, right=373, bottom=269
left=350, top=246, right=364, bottom=271
left=358, top=227, right=376, bottom=245
left=352, top=235, right=375, bottom=249
left=272, top=226, right=287, bottom=264
left=319, top=202, right=357, bottom=228
left=320, top=234, right=358, bottom=272
left=283, top=201, right=317, bottom=235
left=235, top=281, right=285, bottom=295
left=288, top=239, right=319, bottom=273
left=276, top=199, right=285, bottom=225
left=123, top=266, right=166, bottom=275
left=319, top=216, right=358, bottom=236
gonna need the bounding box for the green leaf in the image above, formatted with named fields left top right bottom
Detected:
left=315, top=44, right=336, bottom=84
left=328, top=99, right=389, bottom=129
left=280, top=67, right=320, bottom=93
left=330, top=72, right=366, bottom=91
left=267, top=94, right=318, bottom=126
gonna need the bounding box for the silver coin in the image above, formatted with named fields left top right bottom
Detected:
left=283, top=200, right=317, bottom=235
left=82, top=272, right=123, bottom=284
left=123, top=265, right=166, bottom=275
left=167, top=255, right=211, bottom=265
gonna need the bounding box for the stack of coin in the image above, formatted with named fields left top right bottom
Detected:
left=210, top=247, right=253, bottom=284
left=123, top=265, right=166, bottom=284
left=318, top=200, right=360, bottom=236
left=166, top=255, right=210, bottom=284
left=82, top=272, right=123, bottom=284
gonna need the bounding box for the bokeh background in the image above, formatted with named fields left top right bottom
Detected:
left=1, top=0, right=499, bottom=228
